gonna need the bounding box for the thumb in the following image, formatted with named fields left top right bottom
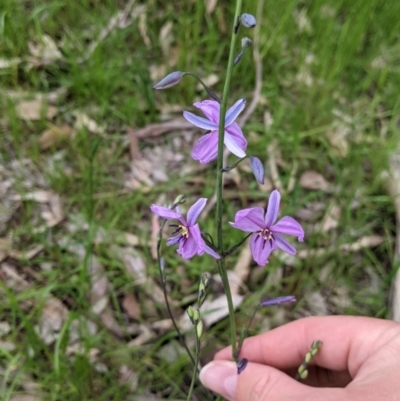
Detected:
left=200, top=360, right=315, bottom=401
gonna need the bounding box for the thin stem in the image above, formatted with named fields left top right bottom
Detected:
left=187, top=329, right=200, bottom=401
left=215, top=0, right=243, bottom=362
left=157, top=220, right=196, bottom=367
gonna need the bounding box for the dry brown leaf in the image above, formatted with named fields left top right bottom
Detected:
left=15, top=190, right=63, bottom=227
left=122, top=293, right=141, bottom=320
left=0, top=321, right=11, bottom=336
left=138, top=12, right=151, bottom=48
left=180, top=294, right=243, bottom=331
left=73, top=111, right=105, bottom=134
left=159, top=21, right=173, bottom=57
left=0, top=57, right=22, bottom=69
left=28, top=34, right=62, bottom=65
left=39, top=124, right=74, bottom=149
left=0, top=238, right=12, bottom=262
left=119, top=365, right=139, bottom=392
left=121, top=249, right=166, bottom=305
left=133, top=117, right=193, bottom=139
left=385, top=143, right=400, bottom=320
left=325, top=126, right=350, bottom=157
left=299, top=171, right=331, bottom=191
left=9, top=245, right=44, bottom=261
left=231, top=245, right=252, bottom=294
left=304, top=291, right=328, bottom=316
left=206, top=0, right=218, bottom=13
left=339, top=235, right=384, bottom=252
left=316, top=203, right=341, bottom=232
left=196, top=73, right=219, bottom=90
left=128, top=324, right=154, bottom=346
left=15, top=100, right=58, bottom=121
left=10, top=395, right=42, bottom=401
left=40, top=192, right=64, bottom=227
left=267, top=141, right=284, bottom=193
left=36, top=297, right=69, bottom=344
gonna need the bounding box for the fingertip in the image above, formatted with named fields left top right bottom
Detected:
left=200, top=360, right=309, bottom=401
left=200, top=360, right=237, bottom=400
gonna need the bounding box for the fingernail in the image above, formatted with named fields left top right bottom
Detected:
left=199, top=360, right=237, bottom=399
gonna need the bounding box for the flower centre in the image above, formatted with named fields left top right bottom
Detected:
left=259, top=228, right=272, bottom=241
left=179, top=225, right=189, bottom=238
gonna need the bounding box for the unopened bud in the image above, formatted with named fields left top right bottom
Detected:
left=249, top=156, right=264, bottom=184
left=198, top=272, right=210, bottom=307
left=187, top=306, right=200, bottom=325
left=196, top=320, right=204, bottom=339
left=172, top=193, right=186, bottom=207
left=241, top=37, right=253, bottom=50
left=240, top=13, right=256, bottom=28
left=237, top=358, right=248, bottom=374
left=187, top=305, right=195, bottom=323
left=234, top=37, right=253, bottom=66
left=260, top=295, right=296, bottom=307
left=153, top=71, right=185, bottom=90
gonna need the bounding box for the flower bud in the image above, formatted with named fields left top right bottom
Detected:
left=187, top=306, right=200, bottom=325
left=198, top=272, right=210, bottom=307
left=237, top=358, right=248, bottom=374
left=172, top=193, right=186, bottom=207
left=249, top=156, right=265, bottom=184
left=196, top=320, right=204, bottom=339
left=240, top=13, right=256, bottom=28
left=260, top=295, right=296, bottom=307
left=241, top=37, right=253, bottom=50
left=153, top=71, right=185, bottom=90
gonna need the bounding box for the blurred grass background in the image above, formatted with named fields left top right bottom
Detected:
left=1, top=0, right=400, bottom=400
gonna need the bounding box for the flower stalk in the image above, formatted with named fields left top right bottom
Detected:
left=215, top=0, right=243, bottom=362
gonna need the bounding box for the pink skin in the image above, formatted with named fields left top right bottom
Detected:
left=200, top=316, right=400, bottom=401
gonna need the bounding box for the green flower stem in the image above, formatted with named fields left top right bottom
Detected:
left=157, top=219, right=196, bottom=368
left=186, top=328, right=200, bottom=401
left=216, top=0, right=243, bottom=362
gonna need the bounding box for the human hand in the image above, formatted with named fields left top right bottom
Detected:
left=199, top=316, right=400, bottom=400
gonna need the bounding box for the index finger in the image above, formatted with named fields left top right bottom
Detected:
left=215, top=316, right=400, bottom=377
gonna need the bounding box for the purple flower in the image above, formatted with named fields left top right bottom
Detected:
left=230, top=190, right=304, bottom=266
left=183, top=99, right=247, bottom=164
left=150, top=198, right=220, bottom=260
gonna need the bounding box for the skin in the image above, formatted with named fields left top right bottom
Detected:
left=199, top=316, right=400, bottom=401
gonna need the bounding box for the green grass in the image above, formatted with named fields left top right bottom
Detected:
left=1, top=0, right=400, bottom=399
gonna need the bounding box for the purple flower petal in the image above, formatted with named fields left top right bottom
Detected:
left=224, top=133, right=246, bottom=158
left=166, top=234, right=181, bottom=246
left=191, top=131, right=219, bottom=164
left=150, top=205, right=181, bottom=220
left=189, top=224, right=205, bottom=253
left=225, top=98, right=246, bottom=127
left=233, top=207, right=265, bottom=232
left=194, top=100, right=220, bottom=124
left=271, top=216, right=304, bottom=241
left=250, top=233, right=272, bottom=266
left=273, top=234, right=297, bottom=255
left=264, top=190, right=281, bottom=227
left=183, top=111, right=218, bottom=130
left=187, top=198, right=207, bottom=226
left=204, top=244, right=221, bottom=259
left=178, top=235, right=199, bottom=259
left=249, top=156, right=265, bottom=184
